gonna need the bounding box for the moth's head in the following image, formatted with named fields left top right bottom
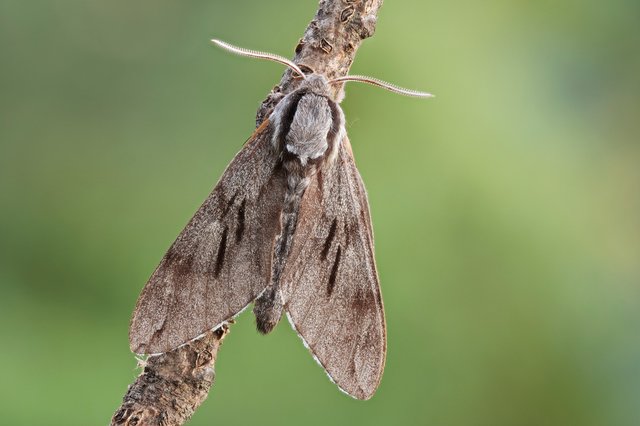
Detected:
left=296, top=73, right=332, bottom=97
left=211, top=39, right=434, bottom=101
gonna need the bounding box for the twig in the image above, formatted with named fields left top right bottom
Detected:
left=111, top=1, right=382, bottom=424
left=111, top=326, right=229, bottom=426
left=256, top=0, right=383, bottom=125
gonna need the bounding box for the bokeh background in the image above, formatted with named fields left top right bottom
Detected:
left=1, top=1, right=639, bottom=425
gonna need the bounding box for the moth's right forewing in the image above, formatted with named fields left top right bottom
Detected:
left=282, top=138, right=386, bottom=400
left=129, top=121, right=284, bottom=354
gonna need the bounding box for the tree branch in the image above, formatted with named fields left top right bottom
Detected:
left=111, top=1, right=383, bottom=424
left=256, top=0, right=383, bottom=125
left=111, top=326, right=229, bottom=426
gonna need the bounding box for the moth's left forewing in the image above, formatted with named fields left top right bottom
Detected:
left=129, top=121, right=284, bottom=354
left=282, top=137, right=386, bottom=400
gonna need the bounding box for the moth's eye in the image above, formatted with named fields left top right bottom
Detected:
left=296, top=64, right=315, bottom=78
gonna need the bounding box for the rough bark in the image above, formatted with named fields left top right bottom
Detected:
left=256, top=0, right=383, bottom=126
left=111, top=326, right=229, bottom=426
left=111, top=0, right=383, bottom=424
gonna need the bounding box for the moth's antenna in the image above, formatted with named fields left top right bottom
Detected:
left=211, top=39, right=306, bottom=79
left=329, top=75, right=433, bottom=98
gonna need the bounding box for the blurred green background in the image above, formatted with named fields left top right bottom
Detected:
left=1, top=0, right=639, bottom=425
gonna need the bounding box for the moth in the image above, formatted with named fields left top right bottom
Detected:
left=129, top=39, right=432, bottom=400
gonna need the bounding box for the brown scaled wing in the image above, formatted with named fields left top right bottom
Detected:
left=129, top=121, right=285, bottom=354
left=282, top=138, right=386, bottom=400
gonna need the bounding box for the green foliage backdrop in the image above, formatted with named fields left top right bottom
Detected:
left=1, top=1, right=639, bottom=425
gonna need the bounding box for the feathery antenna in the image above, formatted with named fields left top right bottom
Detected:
left=330, top=75, right=433, bottom=98
left=211, top=39, right=306, bottom=79
left=212, top=39, right=433, bottom=98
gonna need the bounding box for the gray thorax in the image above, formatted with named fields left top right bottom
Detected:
left=270, top=74, right=345, bottom=170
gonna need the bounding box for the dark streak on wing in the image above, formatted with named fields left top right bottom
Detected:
left=221, top=193, right=238, bottom=218
left=317, top=169, right=324, bottom=194
left=327, top=245, right=341, bottom=296
left=321, top=218, right=338, bottom=260
left=213, top=226, right=228, bottom=278
left=235, top=199, right=246, bottom=243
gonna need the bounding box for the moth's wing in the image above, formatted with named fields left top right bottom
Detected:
left=282, top=138, right=386, bottom=400
left=130, top=120, right=284, bottom=354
